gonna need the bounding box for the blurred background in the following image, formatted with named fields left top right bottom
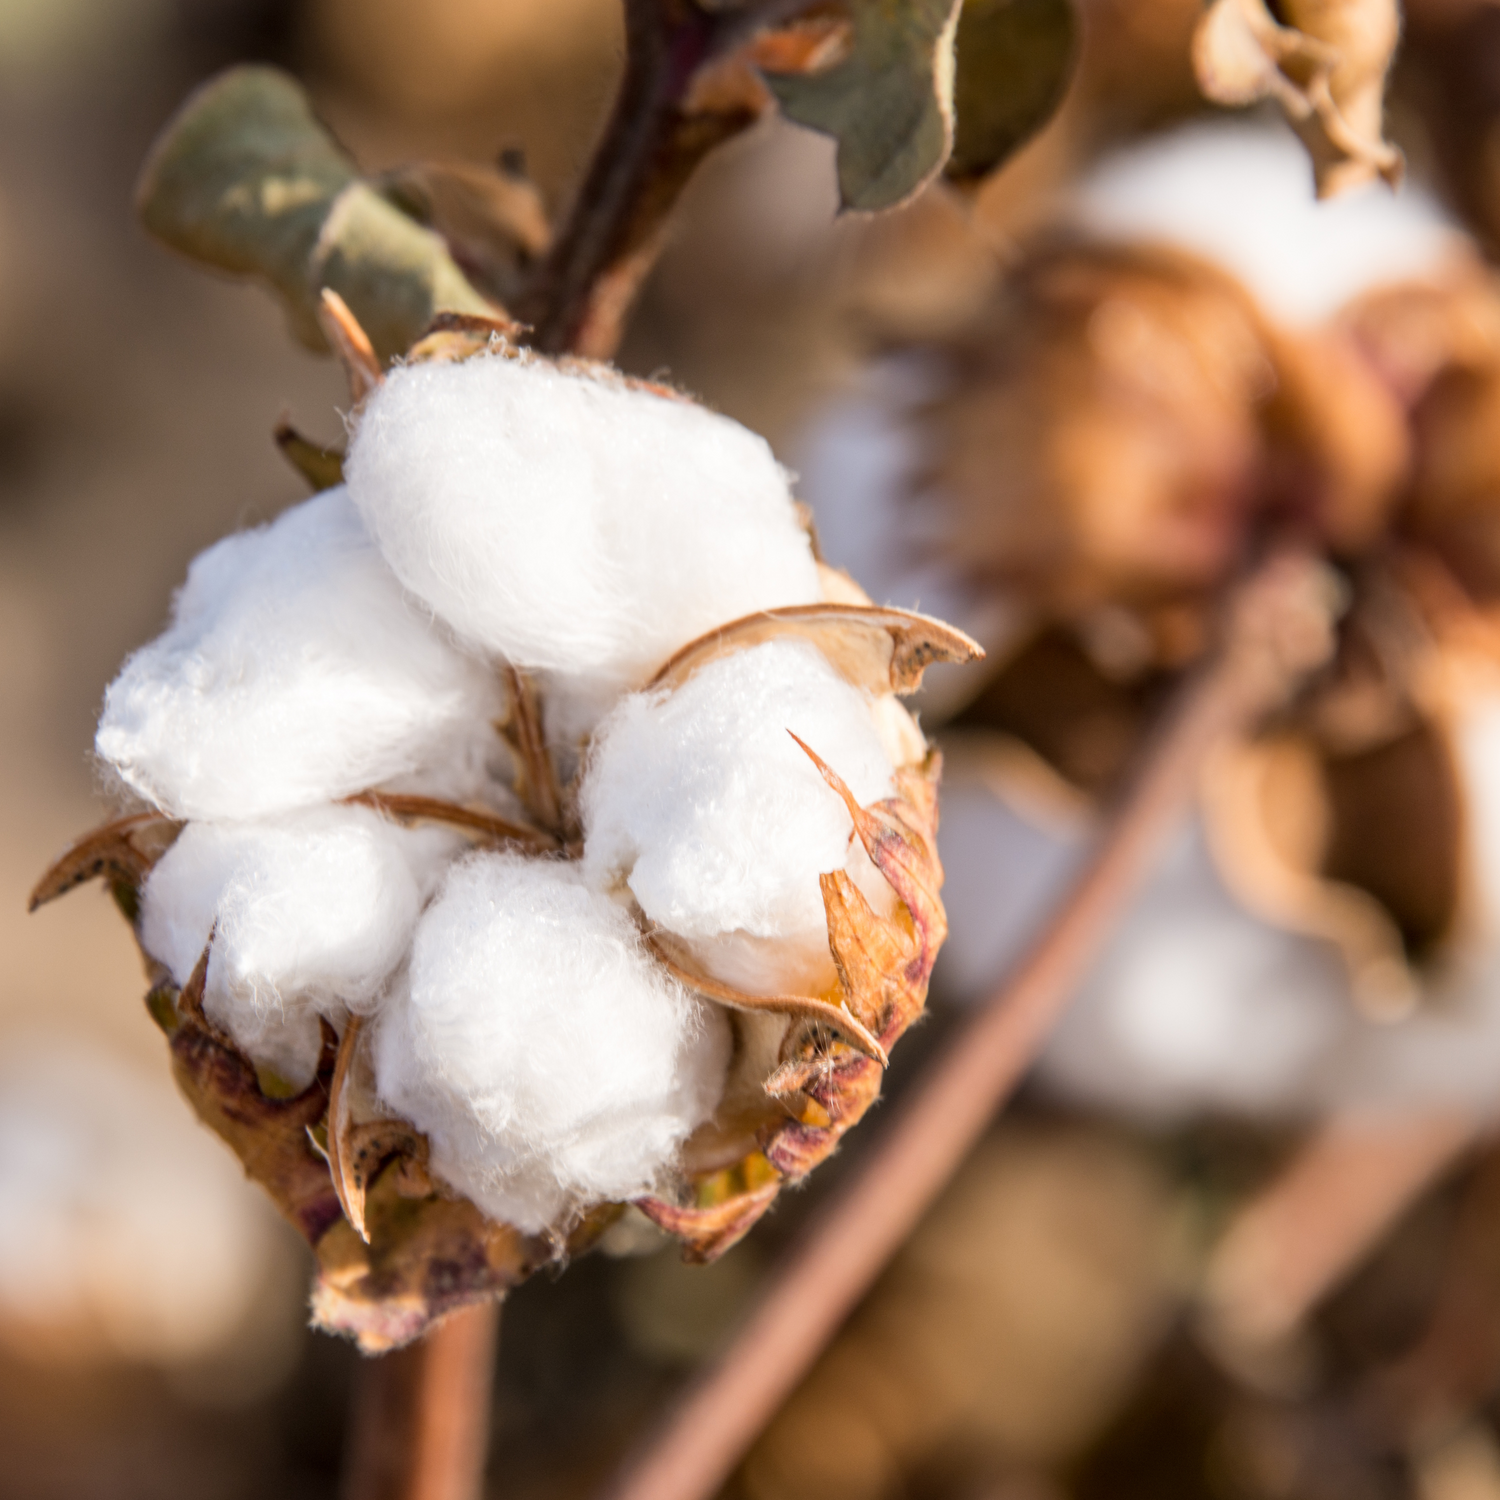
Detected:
left=10, top=0, right=1500, bottom=1496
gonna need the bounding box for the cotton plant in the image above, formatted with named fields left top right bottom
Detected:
left=798, top=115, right=1500, bottom=1124
left=25, top=24, right=1025, bottom=1344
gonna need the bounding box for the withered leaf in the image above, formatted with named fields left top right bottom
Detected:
left=273, top=418, right=345, bottom=493
left=1193, top=0, right=1402, bottom=198
left=646, top=751, right=947, bottom=1260
left=651, top=602, right=982, bottom=698
left=136, top=66, right=492, bottom=362
left=646, top=931, right=890, bottom=1065
left=29, top=812, right=183, bottom=923
left=762, top=0, right=965, bottom=212
left=946, top=0, right=1077, bottom=183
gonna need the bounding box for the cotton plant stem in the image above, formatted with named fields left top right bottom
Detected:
left=341, top=1303, right=500, bottom=1500
left=599, top=552, right=1328, bottom=1500
left=1202, top=1111, right=1479, bottom=1358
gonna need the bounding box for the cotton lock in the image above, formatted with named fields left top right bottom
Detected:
left=139, top=805, right=463, bottom=1087
left=95, top=489, right=507, bottom=821
left=581, top=639, right=897, bottom=995
left=374, top=853, right=733, bottom=1234
left=344, top=353, right=823, bottom=693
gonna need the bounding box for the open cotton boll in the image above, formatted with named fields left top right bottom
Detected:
left=344, top=354, right=823, bottom=693
left=1072, top=117, right=1465, bottom=327
left=374, top=853, right=731, bottom=1234
left=140, top=804, right=463, bottom=1088
left=581, top=639, right=897, bottom=995
left=96, top=488, right=507, bottom=821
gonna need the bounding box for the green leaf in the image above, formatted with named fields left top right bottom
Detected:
left=763, top=0, right=964, bottom=213
left=946, top=0, right=1076, bottom=181
left=135, top=66, right=491, bottom=362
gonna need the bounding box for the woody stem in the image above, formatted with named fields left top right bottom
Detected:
left=340, top=1303, right=500, bottom=1500
left=596, top=549, right=1329, bottom=1500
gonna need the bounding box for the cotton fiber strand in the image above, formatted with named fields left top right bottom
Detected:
left=374, top=853, right=732, bottom=1233
left=344, top=354, right=823, bottom=691
left=582, top=639, right=897, bottom=994
left=140, top=805, right=463, bottom=1087
left=96, top=489, right=506, bottom=821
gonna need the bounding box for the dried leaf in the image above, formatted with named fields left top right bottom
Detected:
left=273, top=418, right=345, bottom=492
left=28, top=812, right=182, bottom=922
left=135, top=65, right=492, bottom=362
left=164, top=946, right=347, bottom=1245
left=315, top=289, right=382, bottom=403
left=1193, top=0, right=1402, bottom=198
left=946, top=0, right=1077, bottom=183
left=651, top=602, right=982, bottom=698
left=648, top=752, right=948, bottom=1258
left=646, top=932, right=890, bottom=1065
left=762, top=0, right=965, bottom=212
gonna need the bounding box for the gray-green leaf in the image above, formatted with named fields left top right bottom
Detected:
left=763, top=0, right=964, bottom=213
left=947, top=0, right=1076, bottom=182
left=135, top=66, right=491, bottom=362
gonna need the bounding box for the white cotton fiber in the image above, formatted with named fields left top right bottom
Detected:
left=581, top=639, right=897, bottom=995
left=1072, top=116, right=1465, bottom=326
left=344, top=354, right=823, bottom=692
left=140, top=804, right=463, bottom=1087
left=373, top=853, right=731, bottom=1233
left=96, top=488, right=507, bottom=821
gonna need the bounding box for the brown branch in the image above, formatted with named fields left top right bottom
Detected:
left=596, top=549, right=1334, bottom=1500
left=1201, top=1111, right=1479, bottom=1362
left=517, top=0, right=766, bottom=357
left=340, top=1303, right=500, bottom=1500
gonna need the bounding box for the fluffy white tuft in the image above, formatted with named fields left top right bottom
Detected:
left=581, top=639, right=896, bottom=994
left=344, top=354, right=822, bottom=693
left=139, top=804, right=463, bottom=1087
left=1071, top=116, right=1465, bottom=326
left=95, top=488, right=507, bottom=821
left=374, top=853, right=731, bottom=1233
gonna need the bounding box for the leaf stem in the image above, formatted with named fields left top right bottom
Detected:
left=595, top=549, right=1331, bottom=1500
left=340, top=1303, right=500, bottom=1500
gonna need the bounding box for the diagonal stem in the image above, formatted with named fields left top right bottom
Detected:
left=596, top=549, right=1331, bottom=1500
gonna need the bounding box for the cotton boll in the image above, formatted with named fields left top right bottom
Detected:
left=140, top=804, right=463, bottom=1088
left=0, top=1038, right=281, bottom=1367
left=934, top=768, right=1355, bottom=1119
left=581, top=639, right=897, bottom=995
left=1072, top=117, right=1465, bottom=327
left=793, top=357, right=1026, bottom=721
left=374, top=853, right=731, bottom=1233
left=344, top=354, right=823, bottom=695
left=96, top=488, right=507, bottom=821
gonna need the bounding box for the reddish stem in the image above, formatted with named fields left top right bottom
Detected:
left=341, top=1304, right=500, bottom=1500
left=597, top=552, right=1327, bottom=1500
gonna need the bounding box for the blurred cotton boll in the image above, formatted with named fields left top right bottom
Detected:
left=1071, top=115, right=1467, bottom=327
left=934, top=723, right=1500, bottom=1123
left=0, top=1039, right=288, bottom=1373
